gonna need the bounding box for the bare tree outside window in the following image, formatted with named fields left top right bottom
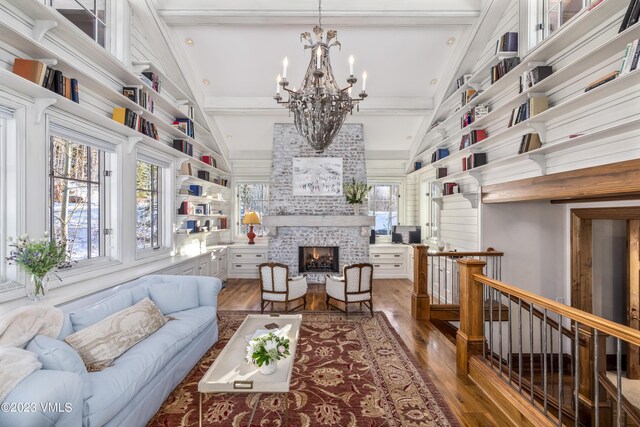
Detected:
left=237, top=184, right=268, bottom=237
left=136, top=161, right=160, bottom=250
left=49, top=136, right=102, bottom=261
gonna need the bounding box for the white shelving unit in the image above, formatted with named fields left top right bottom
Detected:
left=0, top=0, right=233, bottom=247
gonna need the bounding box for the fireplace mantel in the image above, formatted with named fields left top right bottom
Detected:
left=263, top=215, right=374, bottom=227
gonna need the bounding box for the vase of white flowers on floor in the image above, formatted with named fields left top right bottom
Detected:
left=343, top=178, right=372, bottom=215
left=6, top=232, right=69, bottom=301
left=246, top=332, right=291, bottom=375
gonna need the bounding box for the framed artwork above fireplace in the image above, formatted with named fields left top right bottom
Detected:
left=292, top=157, right=343, bottom=196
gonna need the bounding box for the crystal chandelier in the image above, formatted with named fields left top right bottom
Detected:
left=274, top=0, right=368, bottom=152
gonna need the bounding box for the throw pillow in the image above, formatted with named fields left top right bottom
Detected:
left=26, top=335, right=93, bottom=399
left=69, top=290, right=134, bottom=332
left=148, top=281, right=200, bottom=315
left=65, top=297, right=166, bottom=371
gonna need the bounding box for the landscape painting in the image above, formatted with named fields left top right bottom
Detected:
left=292, top=157, right=343, bottom=196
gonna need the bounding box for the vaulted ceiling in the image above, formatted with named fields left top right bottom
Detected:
left=154, top=0, right=484, bottom=161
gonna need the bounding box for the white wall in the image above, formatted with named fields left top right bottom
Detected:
left=481, top=200, right=565, bottom=299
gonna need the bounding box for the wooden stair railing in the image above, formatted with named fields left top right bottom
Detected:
left=411, top=245, right=504, bottom=320
left=456, top=259, right=640, bottom=427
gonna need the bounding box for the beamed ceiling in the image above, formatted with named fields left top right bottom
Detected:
left=154, top=0, right=485, bottom=161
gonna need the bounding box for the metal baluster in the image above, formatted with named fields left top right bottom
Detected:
left=518, top=299, right=523, bottom=393
left=558, top=315, right=563, bottom=426
left=508, top=292, right=513, bottom=384
left=498, top=291, right=503, bottom=377
left=444, top=255, right=448, bottom=303
left=489, top=288, right=494, bottom=369
left=530, top=303, right=535, bottom=402
left=594, top=329, right=599, bottom=427
left=430, top=257, right=434, bottom=300
left=543, top=310, right=548, bottom=416
left=617, top=338, right=622, bottom=427
left=482, top=284, right=486, bottom=359
left=438, top=256, right=441, bottom=303
left=550, top=320, right=554, bottom=399
left=574, top=321, right=579, bottom=424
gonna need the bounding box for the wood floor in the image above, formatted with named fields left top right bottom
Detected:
left=219, top=278, right=513, bottom=426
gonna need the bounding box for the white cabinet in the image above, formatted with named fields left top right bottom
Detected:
left=369, top=245, right=410, bottom=279
left=228, top=245, right=268, bottom=279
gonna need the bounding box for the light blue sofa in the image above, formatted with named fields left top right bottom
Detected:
left=0, top=274, right=222, bottom=427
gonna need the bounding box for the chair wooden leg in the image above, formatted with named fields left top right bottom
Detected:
left=303, top=295, right=307, bottom=310
left=326, top=295, right=330, bottom=310
left=261, top=301, right=264, bottom=314
left=369, top=300, right=373, bottom=317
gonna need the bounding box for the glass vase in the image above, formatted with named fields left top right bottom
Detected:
left=352, top=204, right=360, bottom=215
left=27, top=272, right=51, bottom=301
left=259, top=360, right=277, bottom=375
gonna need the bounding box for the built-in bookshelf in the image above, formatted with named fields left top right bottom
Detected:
left=0, top=0, right=232, bottom=247
left=411, top=0, right=638, bottom=193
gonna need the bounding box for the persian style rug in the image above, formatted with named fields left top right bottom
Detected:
left=148, top=311, right=458, bottom=427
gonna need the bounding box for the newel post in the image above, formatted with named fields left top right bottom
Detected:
left=456, top=258, right=486, bottom=375
left=412, top=245, right=430, bottom=319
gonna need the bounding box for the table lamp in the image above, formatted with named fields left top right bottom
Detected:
left=242, top=212, right=261, bottom=244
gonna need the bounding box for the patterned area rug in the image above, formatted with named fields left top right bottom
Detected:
left=148, top=311, right=458, bottom=427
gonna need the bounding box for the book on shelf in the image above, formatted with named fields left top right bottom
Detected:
left=12, top=58, right=46, bottom=85
left=459, top=129, right=487, bottom=150
left=518, top=133, right=542, bottom=154
left=491, top=57, right=521, bottom=84
left=178, top=201, right=190, bottom=215
left=123, top=86, right=154, bottom=113
left=496, top=32, right=518, bottom=53
left=12, top=59, right=80, bottom=104
left=173, top=118, right=195, bottom=138
left=189, top=185, right=203, bottom=196
left=464, top=153, right=487, bottom=171
left=431, top=148, right=450, bottom=163
left=455, top=74, right=472, bottom=90
left=508, top=96, right=548, bottom=127
left=620, top=39, right=640, bottom=76
left=180, top=162, right=192, bottom=176
left=442, top=182, right=460, bottom=196
left=112, top=108, right=159, bottom=140
left=172, top=139, right=193, bottom=156
left=620, top=0, right=640, bottom=33
left=461, top=88, right=478, bottom=106
left=584, top=70, right=619, bottom=92
left=519, top=66, right=553, bottom=93
left=140, top=71, right=161, bottom=93
left=178, top=104, right=195, bottom=120
left=197, top=170, right=210, bottom=181
left=436, top=167, right=447, bottom=179
left=201, top=155, right=217, bottom=168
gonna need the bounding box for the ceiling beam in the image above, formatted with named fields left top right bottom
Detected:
left=205, top=97, right=433, bottom=116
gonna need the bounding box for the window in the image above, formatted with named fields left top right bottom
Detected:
left=50, top=0, right=107, bottom=47
left=136, top=160, right=160, bottom=251
left=530, top=0, right=588, bottom=47
left=237, top=184, right=268, bottom=238
left=0, top=116, right=5, bottom=283
left=49, top=135, right=105, bottom=261
left=368, top=184, right=399, bottom=236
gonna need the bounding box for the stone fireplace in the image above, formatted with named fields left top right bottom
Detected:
left=264, top=123, right=371, bottom=283
left=298, top=246, right=339, bottom=274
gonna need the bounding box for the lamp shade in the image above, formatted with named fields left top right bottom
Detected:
left=242, top=212, right=261, bottom=225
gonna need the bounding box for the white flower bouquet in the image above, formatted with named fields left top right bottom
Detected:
left=246, top=331, right=291, bottom=368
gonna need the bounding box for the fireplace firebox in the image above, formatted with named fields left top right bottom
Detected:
left=298, top=246, right=339, bottom=274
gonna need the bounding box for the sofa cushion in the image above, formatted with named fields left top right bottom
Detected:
left=148, top=280, right=200, bottom=314
left=84, top=306, right=216, bottom=426
left=69, top=290, right=133, bottom=332
left=65, top=298, right=166, bottom=371
left=26, top=335, right=93, bottom=400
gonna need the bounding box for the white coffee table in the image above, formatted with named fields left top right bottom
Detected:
left=198, top=314, right=302, bottom=427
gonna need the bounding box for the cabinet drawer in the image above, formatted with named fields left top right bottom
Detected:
left=370, top=252, right=404, bottom=261
left=372, top=262, right=404, bottom=272
left=230, top=262, right=261, bottom=272
left=230, top=252, right=266, bottom=262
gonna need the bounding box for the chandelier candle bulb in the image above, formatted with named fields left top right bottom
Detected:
left=282, top=57, right=288, bottom=79
left=276, top=74, right=281, bottom=94
left=349, top=55, right=354, bottom=75
left=362, top=70, right=367, bottom=92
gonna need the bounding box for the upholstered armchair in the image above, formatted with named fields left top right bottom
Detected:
left=258, top=263, right=308, bottom=313
left=325, top=263, right=374, bottom=316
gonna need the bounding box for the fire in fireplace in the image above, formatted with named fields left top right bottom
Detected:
left=298, top=246, right=339, bottom=274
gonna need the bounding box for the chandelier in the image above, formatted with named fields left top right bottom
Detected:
left=273, top=0, right=368, bottom=152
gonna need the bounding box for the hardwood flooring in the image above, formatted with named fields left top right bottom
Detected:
left=218, top=278, right=514, bottom=426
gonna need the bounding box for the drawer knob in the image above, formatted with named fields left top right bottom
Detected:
left=394, top=254, right=401, bottom=257
left=394, top=265, right=401, bottom=267
left=374, top=254, right=380, bottom=257
left=374, top=264, right=380, bottom=267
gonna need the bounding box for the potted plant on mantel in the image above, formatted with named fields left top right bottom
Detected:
left=6, top=232, right=70, bottom=301
left=343, top=178, right=372, bottom=215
